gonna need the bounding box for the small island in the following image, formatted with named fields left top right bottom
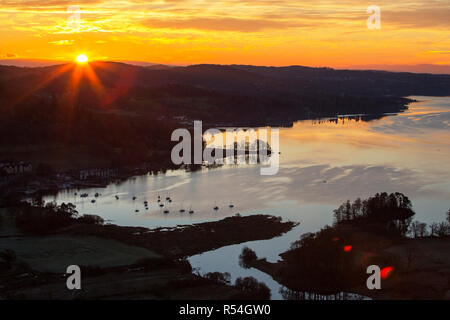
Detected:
left=244, top=192, right=450, bottom=300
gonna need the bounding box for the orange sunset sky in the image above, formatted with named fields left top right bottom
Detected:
left=0, top=0, right=449, bottom=67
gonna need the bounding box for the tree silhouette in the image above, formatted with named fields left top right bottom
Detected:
left=239, top=247, right=257, bottom=269
left=333, top=192, right=415, bottom=236
left=234, top=276, right=270, bottom=300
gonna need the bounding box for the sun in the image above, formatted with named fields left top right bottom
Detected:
left=76, top=54, right=88, bottom=63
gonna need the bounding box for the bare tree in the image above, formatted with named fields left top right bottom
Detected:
left=410, top=221, right=427, bottom=238
left=429, top=222, right=439, bottom=237
left=437, top=222, right=448, bottom=237
left=410, top=221, right=420, bottom=238
left=418, top=222, right=428, bottom=238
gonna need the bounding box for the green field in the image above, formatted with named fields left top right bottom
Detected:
left=0, top=235, right=160, bottom=273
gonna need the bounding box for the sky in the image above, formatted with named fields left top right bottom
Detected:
left=0, top=0, right=449, bottom=68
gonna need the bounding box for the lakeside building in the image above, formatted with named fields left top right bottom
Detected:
left=79, top=168, right=119, bottom=180
left=0, top=161, right=32, bottom=176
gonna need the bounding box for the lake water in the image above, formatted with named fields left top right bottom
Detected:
left=44, top=96, right=450, bottom=299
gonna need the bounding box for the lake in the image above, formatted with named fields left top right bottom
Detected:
left=44, top=96, right=450, bottom=299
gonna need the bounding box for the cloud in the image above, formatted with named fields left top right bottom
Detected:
left=49, top=39, right=74, bottom=45
left=0, top=52, right=18, bottom=58
left=425, top=51, right=450, bottom=55
left=142, top=16, right=308, bottom=32
left=1, top=0, right=103, bottom=8
left=382, top=7, right=450, bottom=29
left=1, top=0, right=449, bottom=65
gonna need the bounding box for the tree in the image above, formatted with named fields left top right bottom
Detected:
left=234, top=276, right=271, bottom=300
left=447, top=209, right=450, bottom=224
left=410, top=221, right=427, bottom=238
left=15, top=202, right=79, bottom=234
left=437, top=222, right=449, bottom=237
left=78, top=214, right=104, bottom=225
left=290, top=232, right=316, bottom=250
left=429, top=222, right=439, bottom=237
left=418, top=222, right=428, bottom=238
left=332, top=192, right=415, bottom=235
left=410, top=221, right=419, bottom=238
left=204, top=272, right=231, bottom=285
left=239, top=247, right=257, bottom=269
left=344, top=200, right=352, bottom=221
left=351, top=198, right=363, bottom=219
left=333, top=204, right=345, bottom=224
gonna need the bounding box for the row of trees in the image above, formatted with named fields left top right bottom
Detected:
left=15, top=201, right=104, bottom=234
left=409, top=209, right=450, bottom=238
left=333, top=192, right=415, bottom=236
left=203, top=271, right=270, bottom=300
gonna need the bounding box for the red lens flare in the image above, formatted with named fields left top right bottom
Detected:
left=344, top=245, right=352, bottom=252
left=381, top=266, right=394, bottom=279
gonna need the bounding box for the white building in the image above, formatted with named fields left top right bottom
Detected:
left=0, top=161, right=32, bottom=175
left=79, top=168, right=118, bottom=180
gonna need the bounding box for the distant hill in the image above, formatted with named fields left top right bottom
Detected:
left=1, top=61, right=450, bottom=171
left=347, top=64, right=450, bottom=75
left=0, top=59, right=177, bottom=69
left=1, top=61, right=450, bottom=128
left=114, top=61, right=177, bottom=69
left=0, top=59, right=66, bottom=67
left=2, top=59, right=449, bottom=75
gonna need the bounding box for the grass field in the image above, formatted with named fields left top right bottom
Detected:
left=0, top=208, right=22, bottom=236
left=0, top=234, right=161, bottom=273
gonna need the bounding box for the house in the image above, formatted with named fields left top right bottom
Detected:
left=0, top=161, right=32, bottom=176
left=79, top=168, right=118, bottom=180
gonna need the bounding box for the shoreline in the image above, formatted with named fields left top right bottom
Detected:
left=248, top=224, right=450, bottom=300
left=0, top=207, right=296, bottom=299
left=0, top=98, right=413, bottom=202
